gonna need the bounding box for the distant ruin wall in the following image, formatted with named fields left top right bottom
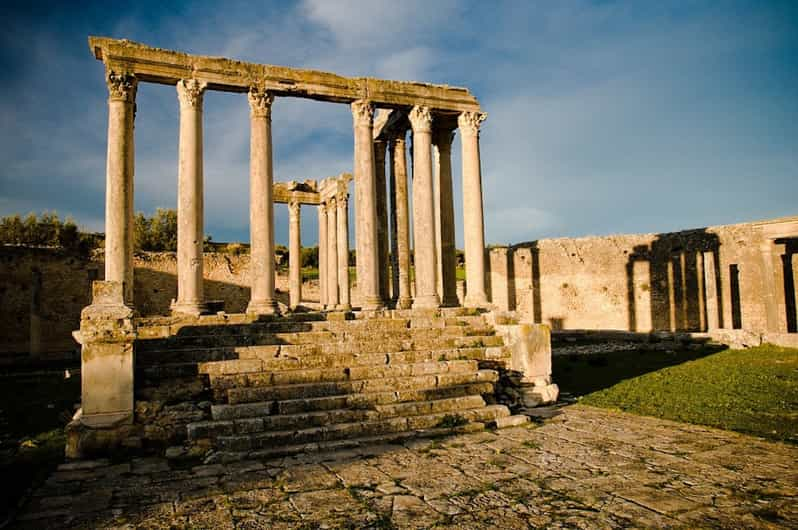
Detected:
left=488, top=218, right=796, bottom=335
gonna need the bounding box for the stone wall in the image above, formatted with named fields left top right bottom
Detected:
left=487, top=217, right=797, bottom=335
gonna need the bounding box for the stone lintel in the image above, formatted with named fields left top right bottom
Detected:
left=89, top=37, right=482, bottom=112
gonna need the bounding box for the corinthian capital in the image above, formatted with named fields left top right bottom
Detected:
left=336, top=191, right=348, bottom=207
left=248, top=86, right=274, bottom=119
left=409, top=106, right=433, bottom=133
left=288, top=200, right=301, bottom=218
left=351, top=100, right=374, bottom=128
left=106, top=71, right=137, bottom=103
left=457, top=111, right=487, bottom=136
left=176, top=79, right=208, bottom=109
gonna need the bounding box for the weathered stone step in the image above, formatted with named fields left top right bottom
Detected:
left=204, top=421, right=487, bottom=464
left=214, top=404, right=510, bottom=452
left=210, top=382, right=495, bottom=420
left=204, top=359, right=478, bottom=387
left=226, top=369, right=499, bottom=404
left=189, top=395, right=488, bottom=440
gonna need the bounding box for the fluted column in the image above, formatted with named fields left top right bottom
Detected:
left=318, top=203, right=328, bottom=309
left=409, top=106, right=440, bottom=309
left=337, top=192, right=351, bottom=310
left=392, top=135, right=412, bottom=309
left=352, top=100, right=383, bottom=310
left=389, top=139, right=400, bottom=305
left=327, top=197, right=340, bottom=308
left=433, top=129, right=458, bottom=307
left=374, top=140, right=390, bottom=303
left=288, top=200, right=302, bottom=309
left=104, top=71, right=137, bottom=306
left=173, top=79, right=208, bottom=316
left=246, top=87, right=278, bottom=315
left=458, top=111, right=489, bottom=307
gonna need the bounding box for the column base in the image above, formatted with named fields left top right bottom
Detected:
left=464, top=292, right=489, bottom=308
left=246, top=299, right=279, bottom=316
left=361, top=296, right=385, bottom=311
left=171, top=300, right=209, bottom=317
left=396, top=297, right=413, bottom=310
left=412, top=294, right=440, bottom=309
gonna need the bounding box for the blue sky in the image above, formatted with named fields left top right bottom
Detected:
left=1, top=0, right=796, bottom=247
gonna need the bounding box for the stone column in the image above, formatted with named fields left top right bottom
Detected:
left=458, top=111, right=489, bottom=307
left=104, top=71, right=137, bottom=306
left=352, top=100, right=383, bottom=310
left=173, top=79, right=208, bottom=316
left=337, top=192, right=351, bottom=310
left=318, top=203, right=328, bottom=309
left=374, top=140, right=390, bottom=303
left=288, top=200, right=302, bottom=309
left=246, top=87, right=278, bottom=315
left=433, top=129, right=459, bottom=307
left=388, top=140, right=400, bottom=305
left=392, top=135, right=413, bottom=309
left=703, top=251, right=720, bottom=330
left=409, top=105, right=440, bottom=309
left=760, top=240, right=781, bottom=332
left=327, top=196, right=340, bottom=308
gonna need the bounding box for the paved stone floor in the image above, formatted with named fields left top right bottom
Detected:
left=13, top=405, right=798, bottom=529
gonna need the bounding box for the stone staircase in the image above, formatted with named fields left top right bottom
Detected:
left=133, top=308, right=524, bottom=462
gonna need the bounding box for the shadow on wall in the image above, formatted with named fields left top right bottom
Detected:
left=626, top=229, right=722, bottom=333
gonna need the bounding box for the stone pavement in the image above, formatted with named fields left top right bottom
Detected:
left=13, top=405, right=798, bottom=529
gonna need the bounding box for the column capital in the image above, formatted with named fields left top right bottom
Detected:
left=457, top=111, right=487, bottom=137
left=351, top=99, right=374, bottom=128
left=432, top=129, right=455, bottom=152
left=177, top=79, right=208, bottom=110
left=106, top=70, right=137, bottom=103
left=336, top=191, right=348, bottom=207
left=328, top=195, right=337, bottom=209
left=288, top=199, right=301, bottom=217
left=248, top=86, right=274, bottom=119
left=409, top=106, right=433, bottom=133
left=318, top=201, right=328, bottom=214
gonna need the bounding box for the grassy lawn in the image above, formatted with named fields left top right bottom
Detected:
left=0, top=372, right=79, bottom=522
left=558, top=345, right=798, bottom=443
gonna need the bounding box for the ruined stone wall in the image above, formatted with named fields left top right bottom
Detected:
left=488, top=220, right=786, bottom=333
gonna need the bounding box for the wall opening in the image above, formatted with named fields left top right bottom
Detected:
left=729, top=264, right=742, bottom=329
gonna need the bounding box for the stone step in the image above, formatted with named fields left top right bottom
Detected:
left=226, top=369, right=499, bottom=404
left=136, top=323, right=495, bottom=354
left=213, top=404, right=510, bottom=452
left=204, top=421, right=488, bottom=464
left=203, top=359, right=478, bottom=386
left=189, top=395, right=488, bottom=440
left=210, top=382, right=496, bottom=420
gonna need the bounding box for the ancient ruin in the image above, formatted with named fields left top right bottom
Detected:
left=65, top=37, right=556, bottom=458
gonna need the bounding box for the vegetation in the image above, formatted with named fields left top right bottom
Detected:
left=0, top=212, right=93, bottom=253
left=562, top=345, right=798, bottom=443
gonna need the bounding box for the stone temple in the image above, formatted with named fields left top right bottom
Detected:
left=68, top=37, right=558, bottom=459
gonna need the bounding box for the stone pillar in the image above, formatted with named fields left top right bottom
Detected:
left=246, top=87, right=278, bottom=315
left=352, top=100, right=383, bottom=310
left=409, top=106, right=440, bottom=309
left=392, top=136, right=413, bottom=309
left=703, top=251, right=720, bottom=330
left=327, top=197, right=340, bottom=308
left=760, top=240, right=781, bottom=332
left=288, top=200, right=302, bottom=309
left=374, top=140, right=390, bottom=303
left=696, top=251, right=707, bottom=331
left=388, top=140, right=400, bottom=305
left=318, top=203, right=328, bottom=309
left=458, top=111, right=489, bottom=307
left=173, top=79, right=208, bottom=316
left=337, top=192, right=351, bottom=310
left=433, top=129, right=458, bottom=307
left=104, top=71, right=137, bottom=306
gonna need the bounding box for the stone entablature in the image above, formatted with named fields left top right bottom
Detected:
left=89, top=37, right=481, bottom=112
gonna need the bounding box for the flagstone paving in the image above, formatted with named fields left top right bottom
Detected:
left=12, top=405, right=798, bottom=529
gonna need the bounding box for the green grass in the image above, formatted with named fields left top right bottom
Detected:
left=573, top=345, right=798, bottom=443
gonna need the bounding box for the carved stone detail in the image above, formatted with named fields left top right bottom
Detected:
left=176, top=79, right=207, bottom=109
left=288, top=200, right=301, bottom=218
left=409, top=106, right=433, bottom=133
left=106, top=71, right=137, bottom=102
left=248, top=86, right=274, bottom=119
left=458, top=111, right=487, bottom=136
left=351, top=99, right=374, bottom=128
